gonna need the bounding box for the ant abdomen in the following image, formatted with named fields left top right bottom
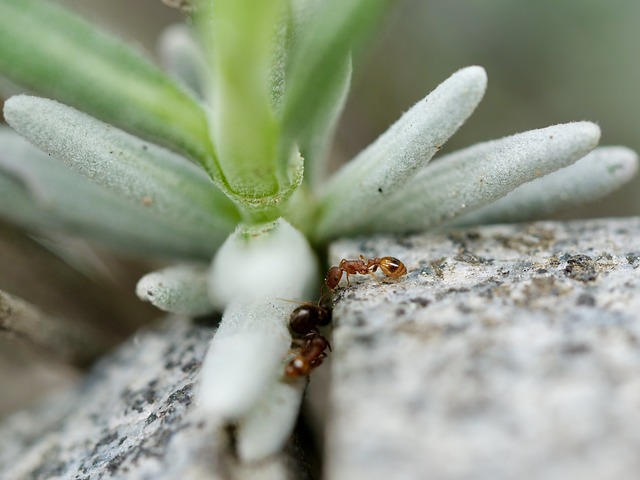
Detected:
left=378, top=256, right=407, bottom=277
left=289, top=304, right=332, bottom=335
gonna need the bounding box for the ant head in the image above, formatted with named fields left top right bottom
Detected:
left=315, top=305, right=332, bottom=326
left=325, top=266, right=343, bottom=290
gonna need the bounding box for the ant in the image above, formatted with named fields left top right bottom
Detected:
left=283, top=297, right=332, bottom=379
left=288, top=301, right=332, bottom=335
left=325, top=255, right=407, bottom=290
left=284, top=333, right=330, bottom=378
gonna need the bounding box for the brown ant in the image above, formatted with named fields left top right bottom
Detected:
left=288, top=301, right=332, bottom=335
left=283, top=298, right=332, bottom=378
left=325, top=255, right=407, bottom=290
left=284, top=333, right=331, bottom=378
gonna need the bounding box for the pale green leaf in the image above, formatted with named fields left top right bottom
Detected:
left=285, top=1, right=353, bottom=186
left=0, top=129, right=222, bottom=259
left=449, top=146, right=638, bottom=226
left=195, top=0, right=299, bottom=205
left=4, top=95, right=239, bottom=235
left=281, top=0, right=389, bottom=167
left=201, top=219, right=319, bottom=419
left=199, top=298, right=293, bottom=420
left=237, top=377, right=306, bottom=462
left=367, top=122, right=601, bottom=235
left=0, top=0, right=213, bottom=166
left=136, top=264, right=213, bottom=316
left=157, top=24, right=208, bottom=99
left=300, top=57, right=352, bottom=188
left=315, top=66, right=488, bottom=240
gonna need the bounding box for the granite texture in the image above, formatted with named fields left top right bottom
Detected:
left=325, top=217, right=640, bottom=480
left=2, top=218, right=640, bottom=480
left=0, top=317, right=309, bottom=480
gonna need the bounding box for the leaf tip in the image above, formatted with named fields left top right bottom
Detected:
left=3, top=94, right=30, bottom=122
left=601, top=146, right=638, bottom=180
left=457, top=65, right=488, bottom=90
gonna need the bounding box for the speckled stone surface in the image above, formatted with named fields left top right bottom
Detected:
left=0, top=318, right=307, bottom=480
left=326, top=217, right=640, bottom=480
left=4, top=218, right=640, bottom=480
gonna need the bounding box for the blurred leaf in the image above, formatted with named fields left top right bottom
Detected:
left=0, top=129, right=225, bottom=259
left=0, top=0, right=214, bottom=168
left=280, top=0, right=389, bottom=167
left=0, top=289, right=113, bottom=367
left=0, top=220, right=155, bottom=336
left=4, top=95, right=239, bottom=235
left=195, top=0, right=300, bottom=205
left=157, top=24, right=208, bottom=99
left=299, top=56, right=352, bottom=188
left=450, top=146, right=638, bottom=226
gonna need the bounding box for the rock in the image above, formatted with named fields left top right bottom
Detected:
left=3, top=217, right=640, bottom=480
left=326, top=218, right=640, bottom=480
left=0, top=317, right=310, bottom=480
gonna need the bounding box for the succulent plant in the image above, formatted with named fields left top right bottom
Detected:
left=0, top=0, right=636, bottom=461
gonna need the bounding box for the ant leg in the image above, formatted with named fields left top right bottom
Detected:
left=318, top=293, right=333, bottom=311
left=311, top=352, right=327, bottom=369
left=291, top=337, right=308, bottom=348
left=319, top=284, right=330, bottom=304
left=368, top=271, right=381, bottom=284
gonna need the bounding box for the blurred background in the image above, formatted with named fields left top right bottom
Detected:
left=0, top=0, right=638, bottom=417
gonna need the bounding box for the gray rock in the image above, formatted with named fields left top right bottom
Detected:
left=3, top=217, right=640, bottom=480
left=0, top=318, right=309, bottom=480
left=326, top=218, right=640, bottom=480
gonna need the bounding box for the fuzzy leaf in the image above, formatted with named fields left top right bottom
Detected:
left=449, top=146, right=638, bottom=226
left=136, top=265, right=213, bottom=316
left=200, top=219, right=318, bottom=421
left=199, top=298, right=294, bottom=419
left=301, top=58, right=352, bottom=188
left=0, top=0, right=213, bottom=165
left=281, top=0, right=389, bottom=166
left=237, top=377, right=306, bottom=462
left=195, top=0, right=302, bottom=207
left=315, top=66, right=488, bottom=240
left=285, top=2, right=353, bottom=187
left=208, top=219, right=319, bottom=308
left=4, top=95, right=239, bottom=237
left=0, top=129, right=222, bottom=259
left=367, top=122, right=601, bottom=234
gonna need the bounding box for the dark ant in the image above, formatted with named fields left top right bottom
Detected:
left=288, top=299, right=332, bottom=335
left=325, top=255, right=407, bottom=290
left=284, top=333, right=331, bottom=378
left=283, top=298, right=332, bottom=378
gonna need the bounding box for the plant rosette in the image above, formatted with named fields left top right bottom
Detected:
left=0, top=0, right=637, bottom=461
